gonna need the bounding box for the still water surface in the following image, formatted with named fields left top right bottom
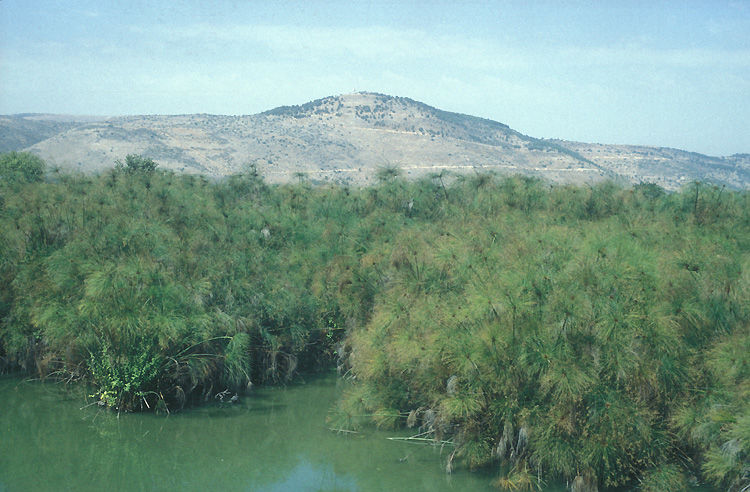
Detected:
left=0, top=372, right=544, bottom=491
left=0, top=373, right=711, bottom=491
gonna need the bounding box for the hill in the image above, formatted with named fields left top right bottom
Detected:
left=0, top=115, right=85, bottom=153
left=6, top=93, right=748, bottom=189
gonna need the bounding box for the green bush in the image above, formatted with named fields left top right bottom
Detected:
left=115, top=154, right=157, bottom=174
left=0, top=151, right=46, bottom=183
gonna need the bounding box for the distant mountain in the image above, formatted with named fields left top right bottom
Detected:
left=554, top=141, right=749, bottom=190
left=5, top=93, right=747, bottom=189
left=0, top=115, right=77, bottom=153
left=0, top=114, right=111, bottom=153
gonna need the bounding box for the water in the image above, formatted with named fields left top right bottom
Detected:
left=1, top=372, right=527, bottom=492
left=0, top=373, right=713, bottom=491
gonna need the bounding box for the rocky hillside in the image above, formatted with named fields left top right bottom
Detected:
left=6, top=93, right=748, bottom=189
left=1, top=115, right=80, bottom=153
left=555, top=140, right=749, bottom=190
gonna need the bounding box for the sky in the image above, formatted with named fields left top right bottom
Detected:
left=1, top=1, right=748, bottom=156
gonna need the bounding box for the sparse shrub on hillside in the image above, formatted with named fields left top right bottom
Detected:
left=115, top=153, right=157, bottom=174
left=375, top=165, right=402, bottom=183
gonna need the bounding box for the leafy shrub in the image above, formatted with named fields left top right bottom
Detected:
left=0, top=151, right=46, bottom=183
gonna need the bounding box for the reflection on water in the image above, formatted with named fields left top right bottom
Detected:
left=0, top=371, right=722, bottom=492
left=4, top=371, right=721, bottom=492
left=5, top=373, right=716, bottom=492
left=257, top=460, right=357, bottom=492
left=0, top=373, right=503, bottom=492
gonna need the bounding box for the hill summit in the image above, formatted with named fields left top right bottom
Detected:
left=5, top=92, right=748, bottom=189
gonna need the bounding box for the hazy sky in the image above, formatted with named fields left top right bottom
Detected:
left=1, top=1, right=748, bottom=155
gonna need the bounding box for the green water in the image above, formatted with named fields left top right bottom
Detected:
left=0, top=373, right=713, bottom=492
left=0, top=372, right=525, bottom=492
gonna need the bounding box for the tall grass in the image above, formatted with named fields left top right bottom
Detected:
left=1, top=152, right=747, bottom=490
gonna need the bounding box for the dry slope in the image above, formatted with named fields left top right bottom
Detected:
left=13, top=92, right=749, bottom=189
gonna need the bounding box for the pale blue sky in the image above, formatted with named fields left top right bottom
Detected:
left=1, top=1, right=748, bottom=155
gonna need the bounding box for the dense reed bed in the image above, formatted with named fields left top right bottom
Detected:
left=1, top=152, right=747, bottom=490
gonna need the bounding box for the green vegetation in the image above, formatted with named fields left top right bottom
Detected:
left=115, top=153, right=158, bottom=174
left=0, top=151, right=46, bottom=183
left=0, top=152, right=747, bottom=490
left=0, top=158, right=348, bottom=410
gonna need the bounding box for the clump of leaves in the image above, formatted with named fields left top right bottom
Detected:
left=88, top=341, right=163, bottom=410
